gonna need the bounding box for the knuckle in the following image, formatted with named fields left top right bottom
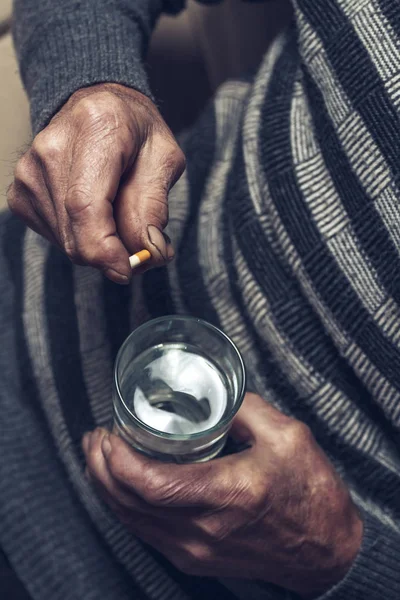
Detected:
left=31, top=130, right=64, bottom=162
left=175, top=544, right=211, bottom=574
left=88, top=447, right=101, bottom=472
left=13, top=154, right=32, bottom=185
left=313, top=469, right=337, bottom=495
left=106, top=452, right=126, bottom=482
left=286, top=420, right=312, bottom=449
left=228, top=473, right=267, bottom=521
left=63, top=239, right=73, bottom=259
left=64, top=246, right=77, bottom=263
left=141, top=471, right=170, bottom=505
left=73, top=93, right=122, bottom=134
left=13, top=152, right=52, bottom=205
left=71, top=243, right=96, bottom=265
left=150, top=137, right=186, bottom=188
left=65, top=184, right=93, bottom=217
left=64, top=243, right=84, bottom=265
left=87, top=447, right=103, bottom=479
left=161, top=146, right=186, bottom=184
left=75, top=96, right=104, bottom=120
left=238, top=476, right=266, bottom=516
left=106, top=453, right=146, bottom=502
left=66, top=234, right=120, bottom=269
left=172, top=146, right=186, bottom=177
left=187, top=543, right=212, bottom=565
left=198, top=517, right=231, bottom=543
left=84, top=239, right=118, bottom=267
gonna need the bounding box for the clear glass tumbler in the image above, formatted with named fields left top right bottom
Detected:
left=113, top=315, right=246, bottom=463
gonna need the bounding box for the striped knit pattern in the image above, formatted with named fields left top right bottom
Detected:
left=1, top=1, right=400, bottom=599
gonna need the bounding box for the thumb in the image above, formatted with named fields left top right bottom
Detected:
left=230, top=392, right=291, bottom=444
left=114, top=133, right=185, bottom=268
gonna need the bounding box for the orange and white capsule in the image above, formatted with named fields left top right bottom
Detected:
left=129, top=249, right=151, bottom=270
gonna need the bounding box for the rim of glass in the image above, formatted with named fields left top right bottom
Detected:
left=114, top=315, right=246, bottom=441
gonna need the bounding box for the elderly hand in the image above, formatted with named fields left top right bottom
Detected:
left=7, top=84, right=185, bottom=284
left=83, top=393, right=363, bottom=598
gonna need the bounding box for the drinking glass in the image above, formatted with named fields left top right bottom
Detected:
left=113, top=315, right=246, bottom=463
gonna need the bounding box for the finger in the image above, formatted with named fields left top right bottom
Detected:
left=9, top=150, right=61, bottom=246
left=102, top=430, right=247, bottom=509
left=84, top=431, right=209, bottom=524
left=230, top=392, right=292, bottom=444
left=82, top=431, right=91, bottom=456
left=62, top=132, right=137, bottom=285
left=84, top=429, right=137, bottom=508
left=27, top=129, right=69, bottom=238
left=84, top=434, right=200, bottom=555
left=7, top=181, right=60, bottom=247
left=114, top=133, right=185, bottom=268
left=83, top=428, right=146, bottom=510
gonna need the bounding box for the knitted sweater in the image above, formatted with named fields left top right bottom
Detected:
left=2, top=1, right=400, bottom=599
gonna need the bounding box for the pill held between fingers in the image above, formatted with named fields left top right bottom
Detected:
left=129, top=249, right=151, bottom=270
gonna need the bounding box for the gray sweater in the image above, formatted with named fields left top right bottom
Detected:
left=13, top=0, right=184, bottom=135
left=3, top=1, right=400, bottom=600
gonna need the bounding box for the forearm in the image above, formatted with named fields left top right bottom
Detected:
left=13, top=0, right=185, bottom=135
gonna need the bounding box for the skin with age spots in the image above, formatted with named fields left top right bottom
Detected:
left=83, top=393, right=363, bottom=599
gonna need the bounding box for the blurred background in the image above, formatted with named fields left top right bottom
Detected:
left=0, top=0, right=291, bottom=211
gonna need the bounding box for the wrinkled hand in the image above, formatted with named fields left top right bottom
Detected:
left=83, top=393, right=363, bottom=598
left=7, top=84, right=185, bottom=284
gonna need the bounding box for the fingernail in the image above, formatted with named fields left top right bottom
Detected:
left=166, top=243, right=175, bottom=261
left=147, top=225, right=168, bottom=261
left=163, top=231, right=175, bottom=260
left=102, top=434, right=112, bottom=458
left=104, top=268, right=130, bottom=285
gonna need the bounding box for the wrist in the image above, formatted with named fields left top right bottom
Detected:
left=70, top=82, right=149, bottom=104
left=299, top=504, right=364, bottom=599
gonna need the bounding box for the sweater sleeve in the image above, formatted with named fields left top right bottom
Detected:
left=12, top=0, right=185, bottom=136
left=313, top=509, right=400, bottom=600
